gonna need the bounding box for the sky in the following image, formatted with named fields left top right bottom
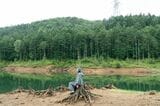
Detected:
left=0, top=0, right=160, bottom=27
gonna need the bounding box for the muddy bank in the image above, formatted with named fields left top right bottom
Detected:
left=2, top=66, right=153, bottom=76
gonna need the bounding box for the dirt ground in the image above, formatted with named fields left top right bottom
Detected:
left=2, top=66, right=153, bottom=76
left=75, top=68, right=152, bottom=76
left=0, top=89, right=160, bottom=106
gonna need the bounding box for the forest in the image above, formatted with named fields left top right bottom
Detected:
left=1, top=14, right=160, bottom=61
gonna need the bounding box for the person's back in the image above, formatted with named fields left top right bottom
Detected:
left=75, top=69, right=84, bottom=85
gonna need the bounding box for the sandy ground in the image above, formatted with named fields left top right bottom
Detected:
left=2, top=66, right=153, bottom=76
left=77, top=68, right=152, bottom=76
left=0, top=89, right=160, bottom=106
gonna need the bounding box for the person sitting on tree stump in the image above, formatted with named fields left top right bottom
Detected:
left=57, top=68, right=100, bottom=104
left=68, top=67, right=84, bottom=94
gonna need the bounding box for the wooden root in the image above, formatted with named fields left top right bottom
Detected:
left=57, top=85, right=100, bottom=104
left=11, top=87, right=55, bottom=97
left=105, top=84, right=117, bottom=89
left=55, top=85, right=68, bottom=92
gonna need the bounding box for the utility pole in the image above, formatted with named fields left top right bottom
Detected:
left=113, top=0, right=120, bottom=16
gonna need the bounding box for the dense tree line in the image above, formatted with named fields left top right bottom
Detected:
left=0, top=15, right=160, bottom=61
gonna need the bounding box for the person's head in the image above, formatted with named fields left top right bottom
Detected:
left=76, top=67, right=81, bottom=73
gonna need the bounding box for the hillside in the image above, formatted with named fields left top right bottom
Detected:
left=0, top=15, right=160, bottom=60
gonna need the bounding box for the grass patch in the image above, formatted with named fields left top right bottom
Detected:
left=8, top=59, right=53, bottom=67
left=76, top=58, right=160, bottom=69
left=2, top=58, right=160, bottom=69
left=0, top=61, right=9, bottom=68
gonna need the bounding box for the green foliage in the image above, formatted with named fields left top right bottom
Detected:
left=2, top=58, right=160, bottom=69
left=14, top=40, right=23, bottom=60
left=0, top=16, right=160, bottom=60
left=0, top=61, right=8, bottom=68
left=76, top=58, right=160, bottom=69
left=8, top=59, right=53, bottom=67
left=115, top=63, right=121, bottom=68
left=39, top=41, right=47, bottom=59
left=14, top=40, right=22, bottom=53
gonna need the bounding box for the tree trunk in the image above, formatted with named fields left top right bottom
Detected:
left=148, top=44, right=150, bottom=59
left=77, top=49, right=80, bottom=60
left=43, top=49, right=46, bottom=59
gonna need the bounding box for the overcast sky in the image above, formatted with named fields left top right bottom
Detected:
left=0, top=0, right=160, bottom=27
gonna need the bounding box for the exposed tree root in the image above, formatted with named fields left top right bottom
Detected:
left=28, top=87, right=55, bottom=97
left=57, top=85, right=101, bottom=105
left=55, top=85, right=68, bottom=92
left=11, top=87, right=55, bottom=97
left=105, top=84, right=117, bottom=89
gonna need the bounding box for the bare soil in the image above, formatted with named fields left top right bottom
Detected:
left=2, top=66, right=153, bottom=76
left=71, top=68, right=152, bottom=76
left=0, top=89, right=160, bottom=106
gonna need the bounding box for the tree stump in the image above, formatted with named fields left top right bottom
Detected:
left=57, top=85, right=100, bottom=105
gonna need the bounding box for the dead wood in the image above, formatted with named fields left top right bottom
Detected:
left=57, top=85, right=101, bottom=105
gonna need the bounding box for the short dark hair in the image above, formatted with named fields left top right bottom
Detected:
left=78, top=68, right=81, bottom=73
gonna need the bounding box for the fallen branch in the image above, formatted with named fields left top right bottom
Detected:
left=105, top=84, right=117, bottom=89
left=55, top=85, right=68, bottom=92
left=11, top=87, right=55, bottom=97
